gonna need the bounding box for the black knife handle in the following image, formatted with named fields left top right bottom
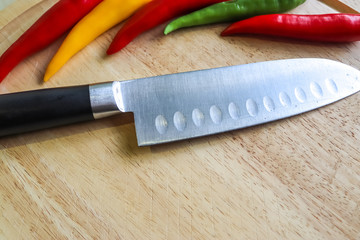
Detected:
left=0, top=85, right=94, bottom=137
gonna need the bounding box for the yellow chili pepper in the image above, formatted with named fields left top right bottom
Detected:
left=44, top=0, right=151, bottom=81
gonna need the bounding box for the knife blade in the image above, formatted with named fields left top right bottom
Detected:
left=0, top=58, right=359, bottom=146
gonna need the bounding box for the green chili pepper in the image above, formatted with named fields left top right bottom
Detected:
left=164, top=0, right=306, bottom=35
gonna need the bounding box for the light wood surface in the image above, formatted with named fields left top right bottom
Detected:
left=1, top=0, right=360, bottom=239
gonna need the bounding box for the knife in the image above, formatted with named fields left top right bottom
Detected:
left=0, top=58, right=359, bottom=146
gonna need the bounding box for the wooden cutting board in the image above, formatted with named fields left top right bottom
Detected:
left=1, top=0, right=360, bottom=239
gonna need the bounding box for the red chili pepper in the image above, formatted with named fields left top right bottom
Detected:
left=221, top=13, right=360, bottom=42
left=0, top=0, right=103, bottom=83
left=106, top=0, right=228, bottom=55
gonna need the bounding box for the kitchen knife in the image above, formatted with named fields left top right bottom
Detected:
left=0, top=58, right=359, bottom=146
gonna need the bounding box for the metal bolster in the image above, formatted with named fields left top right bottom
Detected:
left=89, top=82, right=123, bottom=119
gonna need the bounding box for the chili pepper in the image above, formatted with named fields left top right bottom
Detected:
left=221, top=13, right=360, bottom=42
left=44, top=0, right=150, bottom=82
left=106, top=0, right=228, bottom=55
left=164, top=0, right=306, bottom=35
left=0, top=0, right=103, bottom=83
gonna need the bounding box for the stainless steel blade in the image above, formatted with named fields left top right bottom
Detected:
left=114, top=58, right=360, bottom=146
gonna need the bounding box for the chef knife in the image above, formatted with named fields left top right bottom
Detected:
left=0, top=58, right=359, bottom=146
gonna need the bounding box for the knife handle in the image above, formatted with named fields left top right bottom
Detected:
left=0, top=85, right=96, bottom=137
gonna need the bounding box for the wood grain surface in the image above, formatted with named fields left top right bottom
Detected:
left=1, top=0, right=360, bottom=239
